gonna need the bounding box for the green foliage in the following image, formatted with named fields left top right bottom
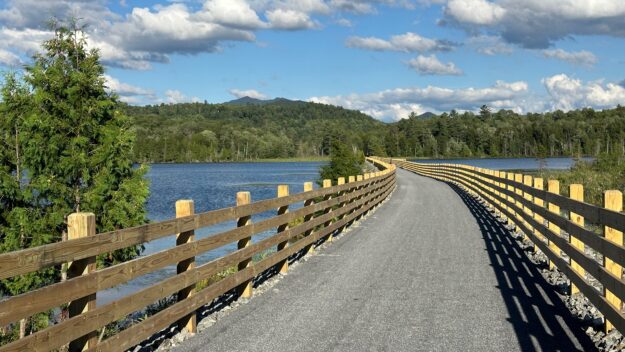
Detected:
left=539, top=153, right=625, bottom=206
left=385, top=106, right=625, bottom=158
left=0, top=19, right=148, bottom=318
left=124, top=101, right=386, bottom=163
left=319, top=136, right=364, bottom=185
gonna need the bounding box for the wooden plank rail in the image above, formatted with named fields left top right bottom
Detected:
left=0, top=158, right=396, bottom=352
left=383, top=157, right=625, bottom=335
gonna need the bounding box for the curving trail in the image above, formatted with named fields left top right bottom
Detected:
left=174, top=168, right=594, bottom=352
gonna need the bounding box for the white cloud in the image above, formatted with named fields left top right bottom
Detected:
left=335, top=18, right=352, bottom=27
left=407, top=54, right=463, bottom=75
left=164, top=89, right=201, bottom=104
left=445, top=0, right=506, bottom=25
left=112, top=4, right=255, bottom=55
left=0, top=0, right=435, bottom=71
left=265, top=9, right=317, bottom=30
left=0, top=49, right=22, bottom=66
left=466, top=35, right=513, bottom=55
left=543, top=74, right=625, bottom=111
left=200, top=0, right=267, bottom=29
left=443, top=0, right=625, bottom=48
left=229, top=88, right=268, bottom=99
left=542, top=49, right=597, bottom=67
left=310, top=80, right=530, bottom=121
left=346, top=32, right=456, bottom=53
left=0, top=0, right=117, bottom=30
left=262, top=0, right=331, bottom=15
left=103, top=74, right=157, bottom=104
left=328, top=0, right=376, bottom=14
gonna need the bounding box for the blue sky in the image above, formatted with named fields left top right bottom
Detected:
left=1, top=0, right=624, bottom=121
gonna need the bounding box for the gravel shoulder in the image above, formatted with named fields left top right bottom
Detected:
left=173, top=169, right=595, bottom=352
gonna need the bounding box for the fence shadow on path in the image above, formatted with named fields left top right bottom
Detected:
left=447, top=182, right=596, bottom=352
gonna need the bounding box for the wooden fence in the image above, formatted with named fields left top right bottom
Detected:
left=0, top=158, right=396, bottom=352
left=385, top=158, right=625, bottom=335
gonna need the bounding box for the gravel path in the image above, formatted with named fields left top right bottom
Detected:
left=173, top=169, right=595, bottom=352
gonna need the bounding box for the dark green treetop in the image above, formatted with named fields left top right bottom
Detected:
left=319, top=135, right=365, bottom=185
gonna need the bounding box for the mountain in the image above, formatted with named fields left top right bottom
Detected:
left=417, top=112, right=436, bottom=119
left=225, top=96, right=304, bottom=106
left=124, top=100, right=387, bottom=163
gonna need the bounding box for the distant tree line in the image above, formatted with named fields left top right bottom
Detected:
left=126, top=103, right=625, bottom=163
left=385, top=105, right=625, bottom=158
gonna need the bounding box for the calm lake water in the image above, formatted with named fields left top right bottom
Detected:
left=409, top=157, right=593, bottom=170
left=98, top=162, right=324, bottom=305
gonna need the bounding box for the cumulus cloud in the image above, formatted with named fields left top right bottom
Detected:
left=0, top=0, right=116, bottom=30
left=542, top=74, right=625, bottom=111
left=200, top=0, right=267, bottom=30
left=111, top=4, right=255, bottom=55
left=466, top=35, right=513, bottom=55
left=407, top=54, right=463, bottom=75
left=335, top=18, right=352, bottom=27
left=164, top=89, right=201, bottom=104
left=445, top=0, right=506, bottom=25
left=265, top=9, right=317, bottom=30
left=310, top=80, right=530, bottom=121
left=103, top=74, right=157, bottom=104
left=443, top=0, right=625, bottom=48
left=346, top=32, right=456, bottom=53
left=542, top=49, right=597, bottom=67
left=229, top=88, right=268, bottom=99
left=0, top=0, right=434, bottom=71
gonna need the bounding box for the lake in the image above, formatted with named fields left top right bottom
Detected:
left=98, top=162, right=324, bottom=305
left=408, top=157, right=593, bottom=170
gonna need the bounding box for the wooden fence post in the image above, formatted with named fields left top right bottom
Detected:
left=570, top=184, right=585, bottom=295
left=523, top=175, right=534, bottom=243
left=507, top=173, right=516, bottom=228
left=303, top=182, right=315, bottom=255
left=547, top=180, right=561, bottom=270
left=67, top=212, right=97, bottom=351
left=500, top=171, right=507, bottom=220
left=346, top=176, right=357, bottom=226
left=604, top=190, right=623, bottom=332
left=533, top=178, right=545, bottom=245
left=322, top=179, right=333, bottom=242
left=236, top=192, right=253, bottom=298
left=493, top=171, right=501, bottom=217
left=336, top=177, right=348, bottom=231
left=356, top=175, right=364, bottom=220
left=276, top=185, right=289, bottom=274
left=175, top=200, right=197, bottom=334
left=514, top=174, right=525, bottom=237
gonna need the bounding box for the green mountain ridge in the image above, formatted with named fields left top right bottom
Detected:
left=126, top=100, right=386, bottom=163
left=225, top=96, right=304, bottom=106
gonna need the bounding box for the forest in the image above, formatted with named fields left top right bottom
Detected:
left=127, top=102, right=625, bottom=163
left=126, top=101, right=386, bottom=162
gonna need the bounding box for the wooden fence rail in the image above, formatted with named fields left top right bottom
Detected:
left=0, top=158, right=395, bottom=352
left=383, top=157, right=625, bottom=335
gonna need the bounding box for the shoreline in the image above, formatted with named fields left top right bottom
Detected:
left=137, top=157, right=330, bottom=165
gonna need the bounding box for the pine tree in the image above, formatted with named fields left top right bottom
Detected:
left=19, top=21, right=150, bottom=266
left=319, top=136, right=364, bottom=184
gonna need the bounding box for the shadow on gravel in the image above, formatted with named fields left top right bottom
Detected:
left=447, top=182, right=596, bottom=352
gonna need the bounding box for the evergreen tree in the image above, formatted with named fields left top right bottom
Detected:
left=319, top=136, right=364, bottom=184
left=19, top=22, right=150, bottom=266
